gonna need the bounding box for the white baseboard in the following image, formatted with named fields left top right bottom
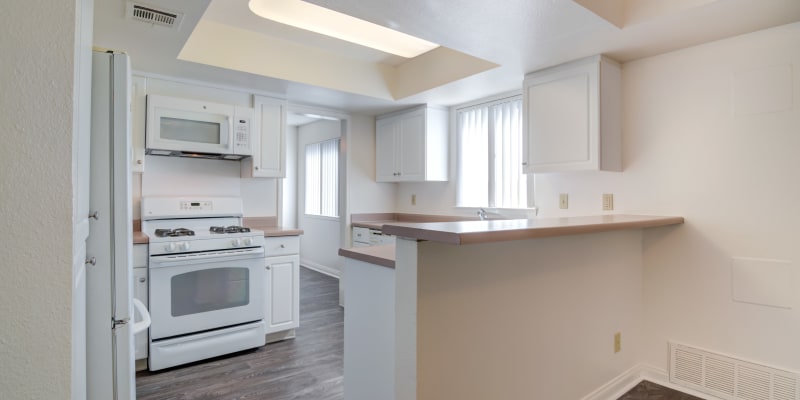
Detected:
left=581, top=364, right=647, bottom=400
left=300, top=259, right=340, bottom=279
left=581, top=364, right=720, bottom=400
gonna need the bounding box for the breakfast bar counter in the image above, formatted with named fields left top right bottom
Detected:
left=341, top=214, right=684, bottom=400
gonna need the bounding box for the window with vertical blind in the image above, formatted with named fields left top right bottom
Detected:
left=305, top=138, right=339, bottom=217
left=456, top=96, right=527, bottom=208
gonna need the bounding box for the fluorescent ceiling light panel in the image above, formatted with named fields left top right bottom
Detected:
left=248, top=0, right=439, bottom=58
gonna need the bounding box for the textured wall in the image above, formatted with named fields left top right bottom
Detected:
left=0, top=0, right=77, bottom=397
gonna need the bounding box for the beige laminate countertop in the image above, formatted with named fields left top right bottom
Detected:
left=351, top=220, right=397, bottom=230
left=338, top=245, right=396, bottom=268
left=380, top=214, right=684, bottom=245
left=351, top=213, right=483, bottom=231
left=133, top=231, right=149, bottom=244
left=340, top=215, right=684, bottom=267
left=249, top=226, right=304, bottom=237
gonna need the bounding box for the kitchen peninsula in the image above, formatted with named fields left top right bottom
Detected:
left=340, top=214, right=684, bottom=400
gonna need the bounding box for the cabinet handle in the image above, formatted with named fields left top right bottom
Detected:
left=266, top=266, right=271, bottom=270
left=255, top=166, right=259, bottom=170
left=88, top=211, right=99, bottom=220
left=138, top=277, right=146, bottom=283
left=280, top=244, right=285, bottom=248
left=85, top=257, right=96, bottom=266
left=522, top=162, right=528, bottom=166
left=136, top=159, right=143, bottom=165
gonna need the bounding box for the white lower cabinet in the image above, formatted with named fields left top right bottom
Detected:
left=132, top=244, right=148, bottom=361
left=264, top=236, right=300, bottom=337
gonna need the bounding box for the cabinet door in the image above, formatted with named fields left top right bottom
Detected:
left=522, top=55, right=620, bottom=172
left=375, top=117, right=399, bottom=182
left=244, top=95, right=286, bottom=178
left=264, top=255, right=300, bottom=334
left=524, top=62, right=596, bottom=172
left=132, top=267, right=148, bottom=360
left=397, top=110, right=425, bottom=181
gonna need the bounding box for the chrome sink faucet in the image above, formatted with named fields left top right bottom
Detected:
left=477, top=208, right=488, bottom=221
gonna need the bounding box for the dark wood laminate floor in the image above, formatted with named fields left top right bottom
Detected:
left=618, top=381, right=704, bottom=400
left=136, top=266, right=344, bottom=400
left=136, top=267, right=698, bottom=400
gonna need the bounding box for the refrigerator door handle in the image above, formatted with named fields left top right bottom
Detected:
left=132, top=298, right=151, bottom=335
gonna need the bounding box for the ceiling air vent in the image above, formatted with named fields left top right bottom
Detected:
left=126, top=1, right=183, bottom=29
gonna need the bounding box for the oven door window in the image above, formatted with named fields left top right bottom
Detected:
left=170, top=267, right=250, bottom=317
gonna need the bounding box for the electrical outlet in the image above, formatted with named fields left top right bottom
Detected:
left=614, top=332, right=621, bottom=353
left=559, top=193, right=569, bottom=209
left=411, top=194, right=416, bottom=206
left=602, top=193, right=614, bottom=211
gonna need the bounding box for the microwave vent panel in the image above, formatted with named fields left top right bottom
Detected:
left=126, top=1, right=183, bottom=29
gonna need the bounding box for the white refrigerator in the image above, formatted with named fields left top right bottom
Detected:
left=86, top=49, right=149, bottom=400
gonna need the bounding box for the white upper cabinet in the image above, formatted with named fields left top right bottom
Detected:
left=522, top=55, right=621, bottom=173
left=131, top=76, right=147, bottom=173
left=375, top=106, right=448, bottom=182
left=242, top=95, right=287, bottom=178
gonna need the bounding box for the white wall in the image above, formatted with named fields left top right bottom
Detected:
left=297, top=120, right=344, bottom=275
left=627, top=23, right=800, bottom=372
left=281, top=125, right=299, bottom=228
left=348, top=114, right=397, bottom=214
left=0, top=0, right=79, bottom=397
left=390, top=22, right=800, bottom=377
left=535, top=22, right=800, bottom=372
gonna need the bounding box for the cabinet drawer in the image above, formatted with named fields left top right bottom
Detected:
left=264, top=236, right=299, bottom=256
left=133, top=244, right=148, bottom=268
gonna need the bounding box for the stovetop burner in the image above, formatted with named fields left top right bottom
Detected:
left=154, top=228, right=196, bottom=237
left=210, top=226, right=251, bottom=234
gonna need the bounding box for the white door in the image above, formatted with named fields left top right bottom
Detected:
left=86, top=50, right=136, bottom=400
left=397, top=110, right=425, bottom=181
left=265, top=255, right=300, bottom=333
left=375, top=117, right=398, bottom=182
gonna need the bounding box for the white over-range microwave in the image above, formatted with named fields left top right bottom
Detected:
left=146, top=95, right=254, bottom=160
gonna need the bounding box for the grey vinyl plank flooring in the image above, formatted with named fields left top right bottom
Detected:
left=617, top=380, right=703, bottom=400
left=136, top=266, right=344, bottom=400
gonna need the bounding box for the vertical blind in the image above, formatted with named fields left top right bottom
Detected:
left=457, top=97, right=526, bottom=208
left=305, top=138, right=339, bottom=217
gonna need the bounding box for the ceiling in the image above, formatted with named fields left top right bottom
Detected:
left=93, top=0, right=800, bottom=116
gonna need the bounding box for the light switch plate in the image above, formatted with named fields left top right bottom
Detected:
left=559, top=193, right=568, bottom=209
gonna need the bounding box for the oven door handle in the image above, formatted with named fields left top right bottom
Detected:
left=149, top=248, right=265, bottom=268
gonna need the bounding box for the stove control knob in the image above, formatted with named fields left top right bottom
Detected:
left=243, top=237, right=253, bottom=246
left=232, top=238, right=242, bottom=247
left=164, top=243, right=176, bottom=252
left=179, top=242, right=191, bottom=251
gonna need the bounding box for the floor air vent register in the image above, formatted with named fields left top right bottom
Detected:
left=670, top=342, right=799, bottom=400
